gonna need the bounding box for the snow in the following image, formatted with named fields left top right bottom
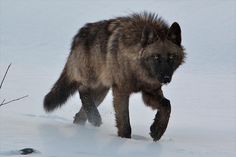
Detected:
left=0, top=0, right=235, bottom=157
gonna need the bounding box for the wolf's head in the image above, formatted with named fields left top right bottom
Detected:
left=117, top=13, right=185, bottom=84
left=139, top=22, right=185, bottom=84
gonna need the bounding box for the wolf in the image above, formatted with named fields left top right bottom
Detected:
left=44, top=12, right=185, bottom=141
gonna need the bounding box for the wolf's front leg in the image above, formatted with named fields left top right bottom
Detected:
left=150, top=98, right=171, bottom=141
left=142, top=91, right=171, bottom=141
left=112, top=87, right=131, bottom=138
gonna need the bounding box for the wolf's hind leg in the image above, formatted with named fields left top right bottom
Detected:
left=74, top=86, right=109, bottom=126
left=73, top=107, right=87, bottom=125
left=77, top=87, right=102, bottom=126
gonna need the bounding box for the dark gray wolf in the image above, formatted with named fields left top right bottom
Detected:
left=44, top=12, right=185, bottom=141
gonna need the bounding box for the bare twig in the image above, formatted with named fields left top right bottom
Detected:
left=0, top=63, right=29, bottom=108
left=0, top=95, right=28, bottom=107
left=1, top=99, right=5, bottom=105
left=0, top=63, right=12, bottom=89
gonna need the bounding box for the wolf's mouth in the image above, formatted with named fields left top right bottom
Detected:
left=159, top=75, right=171, bottom=84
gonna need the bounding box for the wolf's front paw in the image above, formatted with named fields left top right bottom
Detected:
left=117, top=126, right=131, bottom=138
left=150, top=110, right=170, bottom=141
left=150, top=120, right=166, bottom=141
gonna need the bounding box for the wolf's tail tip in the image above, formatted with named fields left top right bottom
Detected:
left=43, top=93, right=57, bottom=112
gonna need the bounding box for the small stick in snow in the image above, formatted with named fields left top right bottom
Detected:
left=1, top=99, right=6, bottom=105
left=0, top=95, right=29, bottom=107
left=0, top=63, right=12, bottom=89
left=0, top=63, right=29, bottom=107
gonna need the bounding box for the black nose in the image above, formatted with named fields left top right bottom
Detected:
left=163, top=76, right=171, bottom=83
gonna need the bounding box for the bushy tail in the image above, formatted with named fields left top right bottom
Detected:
left=43, top=68, right=78, bottom=112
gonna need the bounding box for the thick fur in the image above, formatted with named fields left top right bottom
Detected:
left=44, top=68, right=79, bottom=112
left=44, top=12, right=185, bottom=141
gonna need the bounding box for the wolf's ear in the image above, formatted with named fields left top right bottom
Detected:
left=167, top=22, right=181, bottom=46
left=141, top=26, right=154, bottom=47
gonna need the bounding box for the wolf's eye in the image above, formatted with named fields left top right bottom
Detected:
left=169, top=55, right=174, bottom=60
left=153, top=55, right=159, bottom=60
left=168, top=54, right=175, bottom=60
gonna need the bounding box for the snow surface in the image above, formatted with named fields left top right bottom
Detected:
left=0, top=0, right=236, bottom=156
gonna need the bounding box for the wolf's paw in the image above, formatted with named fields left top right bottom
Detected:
left=149, top=110, right=170, bottom=141
left=87, top=111, right=102, bottom=127
left=73, top=113, right=87, bottom=125
left=118, top=126, right=131, bottom=138
left=150, top=122, right=166, bottom=141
